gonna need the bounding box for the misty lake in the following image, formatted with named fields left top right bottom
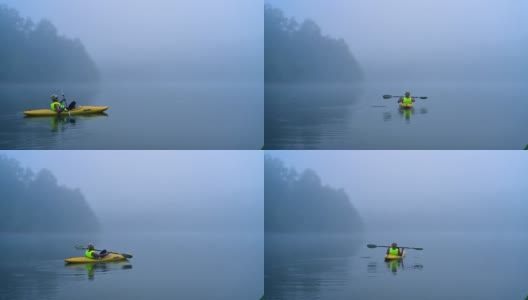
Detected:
left=265, top=81, right=528, bottom=149
left=0, top=81, right=262, bottom=149
left=265, top=232, right=528, bottom=300
left=0, top=232, right=263, bottom=300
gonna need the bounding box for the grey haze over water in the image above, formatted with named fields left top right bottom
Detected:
left=267, top=151, right=527, bottom=233
left=0, top=150, right=263, bottom=233
left=265, top=0, right=527, bottom=81
left=3, top=0, right=263, bottom=81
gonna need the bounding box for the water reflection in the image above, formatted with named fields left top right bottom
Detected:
left=265, top=234, right=362, bottom=300
left=265, top=84, right=362, bottom=149
left=64, top=261, right=132, bottom=280
left=399, top=107, right=415, bottom=121
left=382, top=106, right=429, bottom=123
left=23, top=114, right=107, bottom=132
left=1, top=263, right=59, bottom=300
left=387, top=259, right=404, bottom=274
left=366, top=259, right=424, bottom=276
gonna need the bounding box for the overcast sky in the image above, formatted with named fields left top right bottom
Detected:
left=0, top=150, right=263, bottom=232
left=266, top=0, right=527, bottom=80
left=267, top=151, right=527, bottom=232
left=1, top=0, right=262, bottom=80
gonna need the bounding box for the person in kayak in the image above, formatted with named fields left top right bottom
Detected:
left=398, top=91, right=415, bottom=105
left=50, top=95, right=66, bottom=113
left=50, top=94, right=76, bottom=113
left=386, top=242, right=404, bottom=256
left=85, top=244, right=109, bottom=259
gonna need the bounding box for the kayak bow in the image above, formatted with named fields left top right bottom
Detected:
left=384, top=250, right=406, bottom=261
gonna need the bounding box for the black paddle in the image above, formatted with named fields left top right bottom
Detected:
left=383, top=95, right=428, bottom=100
left=58, top=90, right=78, bottom=124
left=367, top=244, right=423, bottom=251
left=74, top=245, right=133, bottom=258
left=60, top=91, right=72, bottom=118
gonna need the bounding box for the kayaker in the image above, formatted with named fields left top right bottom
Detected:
left=50, top=94, right=76, bottom=113
left=398, top=91, right=415, bottom=105
left=386, top=242, right=404, bottom=256
left=50, top=95, right=66, bottom=113
left=85, top=244, right=109, bottom=259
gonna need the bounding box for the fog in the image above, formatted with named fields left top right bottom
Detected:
left=266, top=151, right=527, bottom=232
left=265, top=0, right=527, bottom=81
left=0, top=150, right=263, bottom=232
left=2, top=0, right=262, bottom=81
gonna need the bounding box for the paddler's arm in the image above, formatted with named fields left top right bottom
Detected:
left=60, top=99, right=68, bottom=111
left=400, top=247, right=405, bottom=255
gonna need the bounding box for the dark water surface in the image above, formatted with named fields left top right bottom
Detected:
left=1, top=81, right=262, bottom=149
left=0, top=232, right=263, bottom=300
left=265, top=81, right=527, bottom=149
left=265, top=232, right=527, bottom=300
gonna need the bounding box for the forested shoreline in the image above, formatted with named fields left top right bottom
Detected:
left=0, top=4, right=99, bottom=82
left=265, top=4, right=363, bottom=83
left=0, top=155, right=100, bottom=232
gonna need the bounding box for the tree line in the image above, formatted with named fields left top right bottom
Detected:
left=265, top=4, right=363, bottom=83
left=265, top=155, right=363, bottom=233
left=0, top=155, right=99, bottom=232
left=0, top=4, right=99, bottom=82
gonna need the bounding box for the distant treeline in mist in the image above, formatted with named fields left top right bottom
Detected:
left=265, top=156, right=362, bottom=233
left=264, top=5, right=363, bottom=83
left=0, top=5, right=99, bottom=82
left=0, top=155, right=99, bottom=232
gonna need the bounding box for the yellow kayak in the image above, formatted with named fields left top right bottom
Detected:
left=399, top=102, right=413, bottom=109
left=64, top=253, right=127, bottom=264
left=384, top=250, right=406, bottom=261
left=23, top=106, right=109, bottom=116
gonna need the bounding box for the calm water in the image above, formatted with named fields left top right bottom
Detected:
left=265, top=232, right=528, bottom=300
left=0, top=232, right=263, bottom=300
left=0, top=81, right=262, bottom=149
left=265, top=81, right=528, bottom=149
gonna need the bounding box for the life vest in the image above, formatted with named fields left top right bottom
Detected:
left=402, top=96, right=413, bottom=104
left=389, top=247, right=400, bottom=256
left=51, top=101, right=65, bottom=110
left=85, top=250, right=95, bottom=258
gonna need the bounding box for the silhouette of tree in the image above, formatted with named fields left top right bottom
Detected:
left=265, top=155, right=363, bottom=233
left=0, top=4, right=99, bottom=82
left=0, top=155, right=100, bottom=232
left=265, top=4, right=363, bottom=83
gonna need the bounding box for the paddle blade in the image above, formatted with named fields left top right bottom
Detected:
left=366, top=244, right=377, bottom=248
left=418, top=97, right=428, bottom=99
left=122, top=253, right=133, bottom=259
left=382, top=95, right=393, bottom=99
